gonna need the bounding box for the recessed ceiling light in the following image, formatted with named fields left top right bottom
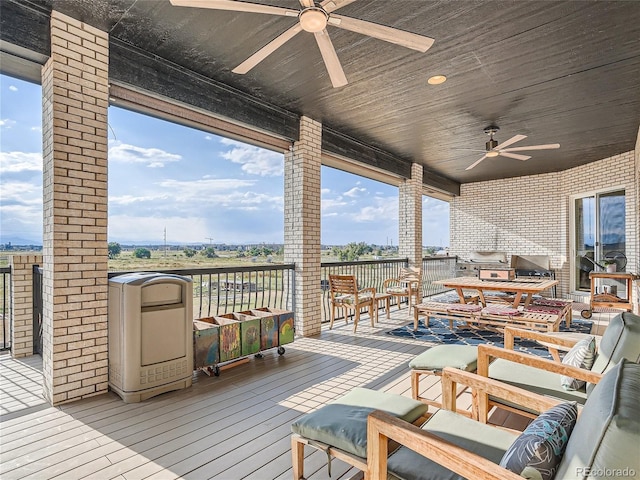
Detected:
left=427, top=75, right=447, bottom=85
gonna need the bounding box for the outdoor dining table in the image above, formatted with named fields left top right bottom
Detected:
left=433, top=276, right=559, bottom=308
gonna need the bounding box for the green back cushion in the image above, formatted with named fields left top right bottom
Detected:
left=590, top=312, right=640, bottom=375
left=555, top=360, right=640, bottom=479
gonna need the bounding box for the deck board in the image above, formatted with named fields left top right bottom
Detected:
left=1, top=307, right=588, bottom=480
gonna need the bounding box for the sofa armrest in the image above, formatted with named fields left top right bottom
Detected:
left=366, top=410, right=522, bottom=480
left=503, top=326, right=581, bottom=350
left=476, top=344, right=603, bottom=385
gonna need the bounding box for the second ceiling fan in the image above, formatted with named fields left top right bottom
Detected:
left=465, top=126, right=560, bottom=171
left=170, top=0, right=434, bottom=88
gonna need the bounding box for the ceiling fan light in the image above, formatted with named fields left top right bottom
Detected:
left=299, top=7, right=328, bottom=32
left=486, top=151, right=500, bottom=157
left=427, top=75, right=447, bottom=85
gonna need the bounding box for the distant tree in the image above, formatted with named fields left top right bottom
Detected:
left=202, top=246, right=218, bottom=258
left=331, top=242, right=372, bottom=261
left=108, top=242, right=121, bottom=259
left=261, top=246, right=273, bottom=256
left=248, top=246, right=261, bottom=257
left=133, top=247, right=151, bottom=259
left=236, top=251, right=246, bottom=258
left=183, top=247, right=197, bottom=258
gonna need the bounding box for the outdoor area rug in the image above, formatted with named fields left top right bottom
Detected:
left=387, top=318, right=593, bottom=359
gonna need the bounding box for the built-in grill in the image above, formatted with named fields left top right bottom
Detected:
left=456, top=251, right=508, bottom=277
left=511, top=255, right=556, bottom=296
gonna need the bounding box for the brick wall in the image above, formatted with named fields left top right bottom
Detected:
left=9, top=255, right=43, bottom=357
left=284, top=116, right=322, bottom=336
left=451, top=151, right=637, bottom=303
left=41, top=11, right=109, bottom=405
left=399, top=163, right=423, bottom=267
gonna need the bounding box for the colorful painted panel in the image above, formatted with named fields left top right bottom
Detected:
left=193, top=318, right=219, bottom=368
left=253, top=308, right=295, bottom=345
left=235, top=312, right=261, bottom=356
left=250, top=310, right=279, bottom=350
left=214, top=315, right=241, bottom=362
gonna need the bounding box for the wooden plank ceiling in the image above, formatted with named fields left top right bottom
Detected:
left=2, top=0, right=640, bottom=191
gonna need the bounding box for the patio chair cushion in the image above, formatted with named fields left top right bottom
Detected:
left=489, top=360, right=588, bottom=414
left=290, top=388, right=428, bottom=458
left=447, top=303, right=482, bottom=313
left=386, top=286, right=410, bottom=294
left=409, top=345, right=478, bottom=373
left=560, top=336, right=596, bottom=391
left=482, top=305, right=521, bottom=316
left=333, top=291, right=374, bottom=304
left=555, top=360, right=640, bottom=479
left=587, top=311, right=640, bottom=393
left=386, top=409, right=518, bottom=480
left=499, top=402, right=578, bottom=480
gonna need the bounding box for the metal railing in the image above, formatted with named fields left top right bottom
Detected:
left=108, top=264, right=295, bottom=319
left=1, top=266, right=11, bottom=351
left=319, top=256, right=458, bottom=322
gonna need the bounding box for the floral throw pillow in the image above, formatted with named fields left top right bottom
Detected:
left=560, top=336, right=596, bottom=391
left=500, top=402, right=578, bottom=480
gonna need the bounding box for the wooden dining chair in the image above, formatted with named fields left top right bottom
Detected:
left=382, top=266, right=421, bottom=312
left=328, top=274, right=376, bottom=332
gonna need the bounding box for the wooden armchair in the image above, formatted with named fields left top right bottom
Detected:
left=367, top=367, right=564, bottom=480
left=367, top=361, right=640, bottom=480
left=382, top=266, right=421, bottom=312
left=475, top=311, right=640, bottom=422
left=328, top=274, right=376, bottom=332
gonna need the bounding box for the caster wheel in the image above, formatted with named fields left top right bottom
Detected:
left=277, top=346, right=285, bottom=355
left=255, top=353, right=264, bottom=359
left=581, top=309, right=593, bottom=319
left=214, top=366, right=220, bottom=377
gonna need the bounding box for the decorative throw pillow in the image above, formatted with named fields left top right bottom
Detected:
left=500, top=402, right=578, bottom=480
left=560, top=336, right=596, bottom=391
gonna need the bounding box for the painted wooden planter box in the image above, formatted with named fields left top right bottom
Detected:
left=251, top=307, right=295, bottom=345
left=249, top=309, right=279, bottom=350
left=230, top=311, right=262, bottom=356
left=193, top=318, right=219, bottom=368
left=212, top=315, right=242, bottom=362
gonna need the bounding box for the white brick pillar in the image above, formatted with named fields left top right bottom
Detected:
left=634, top=126, right=640, bottom=314
left=284, top=117, right=322, bottom=336
left=41, top=11, right=109, bottom=405
left=9, top=255, right=43, bottom=358
left=399, top=163, right=423, bottom=267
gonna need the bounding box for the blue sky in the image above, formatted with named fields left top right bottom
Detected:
left=0, top=73, right=449, bottom=246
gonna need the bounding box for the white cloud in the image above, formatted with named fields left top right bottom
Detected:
left=108, top=140, right=181, bottom=168
left=0, top=151, right=42, bottom=173
left=343, top=186, right=367, bottom=198
left=219, top=138, right=283, bottom=176
left=352, top=196, right=398, bottom=222
left=0, top=118, right=16, bottom=128
left=9, top=85, right=18, bottom=92
left=204, top=135, right=212, bottom=140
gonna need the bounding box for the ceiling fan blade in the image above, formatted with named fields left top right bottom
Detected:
left=501, top=143, right=560, bottom=152
left=321, top=0, right=359, bottom=14
left=299, top=0, right=314, bottom=7
left=169, top=0, right=297, bottom=17
left=329, top=15, right=434, bottom=52
left=314, top=30, right=348, bottom=87
left=233, top=24, right=303, bottom=74
left=495, top=134, right=527, bottom=150
left=499, top=152, right=531, bottom=161
left=466, top=154, right=488, bottom=170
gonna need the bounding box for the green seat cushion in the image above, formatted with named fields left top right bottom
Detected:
left=489, top=359, right=587, bottom=414
left=387, top=409, right=518, bottom=480
left=409, top=345, right=478, bottom=372
left=290, top=388, right=428, bottom=458
left=555, top=360, right=640, bottom=479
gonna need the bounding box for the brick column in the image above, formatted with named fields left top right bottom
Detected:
left=9, top=255, right=43, bottom=357
left=398, top=163, right=423, bottom=267
left=634, top=126, right=640, bottom=314
left=284, top=117, right=322, bottom=336
left=41, top=11, right=109, bottom=405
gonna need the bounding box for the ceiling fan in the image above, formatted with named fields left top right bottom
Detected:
left=465, top=126, right=560, bottom=171
left=169, top=0, right=434, bottom=88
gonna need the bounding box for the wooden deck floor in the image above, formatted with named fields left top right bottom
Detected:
left=0, top=306, right=610, bottom=480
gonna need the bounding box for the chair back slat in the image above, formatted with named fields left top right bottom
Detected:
left=329, top=275, right=359, bottom=295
